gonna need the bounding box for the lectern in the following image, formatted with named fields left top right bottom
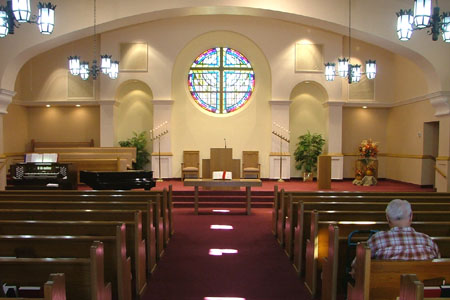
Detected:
left=317, top=155, right=332, bottom=189
left=202, top=148, right=240, bottom=179
left=202, top=148, right=240, bottom=190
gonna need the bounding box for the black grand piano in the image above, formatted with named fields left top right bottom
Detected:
left=7, top=162, right=78, bottom=190
left=80, top=170, right=156, bottom=190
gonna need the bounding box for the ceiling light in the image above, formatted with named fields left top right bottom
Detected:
left=68, top=0, right=119, bottom=80
left=324, top=0, right=377, bottom=84
left=362, top=106, right=367, bottom=109
left=0, top=0, right=55, bottom=38
left=396, top=0, right=450, bottom=42
left=76, top=104, right=81, bottom=107
left=45, top=104, right=50, bottom=107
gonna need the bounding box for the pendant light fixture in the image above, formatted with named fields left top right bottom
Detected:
left=68, top=0, right=119, bottom=80
left=396, top=0, right=450, bottom=42
left=0, top=0, right=56, bottom=38
left=324, top=0, right=377, bottom=84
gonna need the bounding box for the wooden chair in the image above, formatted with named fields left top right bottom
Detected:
left=181, top=151, right=200, bottom=180
left=242, top=151, right=260, bottom=179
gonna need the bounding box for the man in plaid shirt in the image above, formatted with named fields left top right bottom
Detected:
left=367, top=199, right=440, bottom=260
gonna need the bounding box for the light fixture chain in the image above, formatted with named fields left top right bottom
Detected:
left=348, top=0, right=351, bottom=62
left=93, top=0, right=97, bottom=61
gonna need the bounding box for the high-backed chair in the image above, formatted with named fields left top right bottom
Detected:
left=181, top=150, right=200, bottom=180
left=242, top=151, right=260, bottom=179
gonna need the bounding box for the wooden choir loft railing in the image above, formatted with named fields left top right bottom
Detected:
left=31, top=139, right=95, bottom=151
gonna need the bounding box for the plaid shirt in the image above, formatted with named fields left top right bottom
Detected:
left=367, top=226, right=440, bottom=260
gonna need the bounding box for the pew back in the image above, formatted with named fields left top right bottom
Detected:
left=348, top=243, right=450, bottom=300
left=0, top=241, right=111, bottom=300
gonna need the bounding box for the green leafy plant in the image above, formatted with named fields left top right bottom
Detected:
left=118, top=131, right=150, bottom=170
left=294, top=131, right=325, bottom=173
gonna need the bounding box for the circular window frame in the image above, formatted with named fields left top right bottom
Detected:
left=187, top=47, right=255, bottom=116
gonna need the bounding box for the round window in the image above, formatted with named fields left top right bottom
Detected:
left=188, top=47, right=255, bottom=114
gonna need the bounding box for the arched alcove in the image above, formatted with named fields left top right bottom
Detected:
left=289, top=80, right=328, bottom=177
left=115, top=80, right=153, bottom=170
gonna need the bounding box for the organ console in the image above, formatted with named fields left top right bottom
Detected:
left=7, top=162, right=77, bottom=190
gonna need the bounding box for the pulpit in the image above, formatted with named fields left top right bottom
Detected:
left=202, top=148, right=240, bottom=190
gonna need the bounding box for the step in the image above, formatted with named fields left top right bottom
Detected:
left=172, top=190, right=275, bottom=197
left=173, top=195, right=274, bottom=203
left=173, top=201, right=273, bottom=208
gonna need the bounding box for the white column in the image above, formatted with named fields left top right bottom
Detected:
left=269, top=100, right=291, bottom=179
left=323, top=101, right=345, bottom=180
left=0, top=89, right=14, bottom=190
left=430, top=94, right=450, bottom=192
left=151, top=100, right=173, bottom=178
left=99, top=100, right=115, bottom=147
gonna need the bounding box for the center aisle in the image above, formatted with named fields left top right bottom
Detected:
left=142, top=208, right=310, bottom=300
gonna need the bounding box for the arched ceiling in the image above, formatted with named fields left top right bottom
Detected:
left=1, top=0, right=449, bottom=91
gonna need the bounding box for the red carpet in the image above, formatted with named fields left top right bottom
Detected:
left=140, top=180, right=434, bottom=299
left=142, top=208, right=309, bottom=300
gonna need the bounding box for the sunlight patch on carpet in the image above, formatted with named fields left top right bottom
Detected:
left=204, top=297, right=246, bottom=300
left=210, top=225, right=233, bottom=230
left=208, top=249, right=238, bottom=256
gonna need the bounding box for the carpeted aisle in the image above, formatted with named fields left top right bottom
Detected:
left=142, top=208, right=310, bottom=300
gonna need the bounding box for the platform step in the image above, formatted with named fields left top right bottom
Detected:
left=173, top=195, right=274, bottom=203
left=173, top=201, right=273, bottom=208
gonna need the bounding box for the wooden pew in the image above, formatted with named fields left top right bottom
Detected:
left=273, top=190, right=450, bottom=234
left=322, top=225, right=450, bottom=300
left=0, top=231, right=131, bottom=300
left=0, top=198, right=163, bottom=271
left=276, top=193, right=450, bottom=249
left=347, top=242, right=450, bottom=300
left=304, top=211, right=450, bottom=298
left=0, top=219, right=146, bottom=299
left=0, top=241, right=112, bottom=300
left=34, top=146, right=136, bottom=167
left=31, top=139, right=95, bottom=150
left=0, top=189, right=172, bottom=255
left=398, top=274, right=450, bottom=300
left=285, top=200, right=450, bottom=261
left=286, top=199, right=450, bottom=276
left=0, top=188, right=172, bottom=240
left=0, top=273, right=66, bottom=300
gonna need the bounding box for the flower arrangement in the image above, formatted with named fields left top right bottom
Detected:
left=358, top=139, right=378, bottom=160
left=355, top=169, right=364, bottom=179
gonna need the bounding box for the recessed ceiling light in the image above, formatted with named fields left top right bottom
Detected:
left=362, top=106, right=368, bottom=109
left=76, top=104, right=81, bottom=107
left=46, top=104, right=51, bottom=108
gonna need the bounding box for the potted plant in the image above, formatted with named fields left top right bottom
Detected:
left=118, top=131, right=150, bottom=170
left=294, top=131, right=325, bottom=181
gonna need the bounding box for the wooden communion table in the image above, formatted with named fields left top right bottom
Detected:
left=183, top=179, right=262, bottom=215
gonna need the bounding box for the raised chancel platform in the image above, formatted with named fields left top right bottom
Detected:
left=183, top=179, right=262, bottom=215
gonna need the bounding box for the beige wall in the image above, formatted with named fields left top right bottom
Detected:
left=14, top=37, right=97, bottom=102
left=27, top=106, right=100, bottom=147
left=342, top=107, right=389, bottom=178
left=392, top=55, right=429, bottom=102
left=385, top=100, right=438, bottom=185
left=6, top=14, right=445, bottom=186
left=3, top=104, right=29, bottom=153
left=15, top=15, right=430, bottom=105
left=171, top=30, right=272, bottom=178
